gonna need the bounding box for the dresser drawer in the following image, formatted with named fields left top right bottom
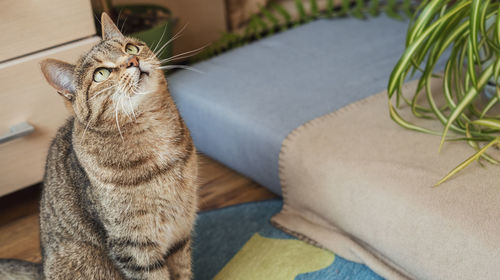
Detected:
left=0, top=37, right=100, bottom=196
left=0, top=0, right=96, bottom=62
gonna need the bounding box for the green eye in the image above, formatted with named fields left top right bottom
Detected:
left=125, top=44, right=139, bottom=55
left=93, top=68, right=111, bottom=82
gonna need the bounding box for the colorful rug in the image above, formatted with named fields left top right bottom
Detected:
left=193, top=200, right=383, bottom=279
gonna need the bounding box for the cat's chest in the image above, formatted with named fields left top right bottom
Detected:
left=92, top=177, right=190, bottom=225
left=97, top=177, right=185, bottom=212
left=89, top=182, right=193, bottom=244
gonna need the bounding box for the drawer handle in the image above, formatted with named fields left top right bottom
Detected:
left=0, top=122, right=35, bottom=144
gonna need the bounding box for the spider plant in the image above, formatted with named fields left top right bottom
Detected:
left=387, top=0, right=500, bottom=185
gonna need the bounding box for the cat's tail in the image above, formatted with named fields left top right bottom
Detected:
left=0, top=259, right=42, bottom=280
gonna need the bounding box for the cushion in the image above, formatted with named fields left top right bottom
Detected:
left=271, top=79, right=500, bottom=280
left=168, top=15, right=411, bottom=194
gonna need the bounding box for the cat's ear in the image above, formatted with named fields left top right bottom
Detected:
left=40, top=59, right=76, bottom=101
left=101, top=12, right=124, bottom=40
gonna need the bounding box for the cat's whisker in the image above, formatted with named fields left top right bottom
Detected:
left=120, top=94, right=133, bottom=121
left=159, top=44, right=208, bottom=64
left=141, top=54, right=160, bottom=66
left=115, top=101, right=124, bottom=141
left=141, top=60, right=158, bottom=68
left=89, top=84, right=117, bottom=101
left=153, top=24, right=187, bottom=57
left=160, top=54, right=196, bottom=64
left=142, top=57, right=156, bottom=63
left=154, top=37, right=176, bottom=58
left=94, top=14, right=102, bottom=25
left=112, top=84, right=126, bottom=141
left=80, top=118, right=93, bottom=145
left=157, top=65, right=204, bottom=74
left=154, top=23, right=188, bottom=57
left=116, top=8, right=124, bottom=30
left=152, top=23, right=170, bottom=54
left=120, top=16, right=128, bottom=33
left=134, top=90, right=155, bottom=95
left=127, top=95, right=137, bottom=121
left=127, top=85, right=139, bottom=120
left=144, top=53, right=156, bottom=61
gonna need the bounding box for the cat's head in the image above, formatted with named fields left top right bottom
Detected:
left=40, top=13, right=164, bottom=127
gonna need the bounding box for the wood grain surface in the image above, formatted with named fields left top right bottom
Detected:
left=0, top=0, right=95, bottom=62
left=0, top=37, right=100, bottom=196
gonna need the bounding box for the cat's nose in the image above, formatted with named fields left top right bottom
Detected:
left=126, top=56, right=139, bottom=68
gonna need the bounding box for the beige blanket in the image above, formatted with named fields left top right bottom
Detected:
left=272, top=79, right=500, bottom=280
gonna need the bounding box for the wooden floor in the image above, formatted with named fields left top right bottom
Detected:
left=0, top=154, right=277, bottom=263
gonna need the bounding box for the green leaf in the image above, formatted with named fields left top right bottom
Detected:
left=402, top=0, right=413, bottom=17
left=424, top=71, right=469, bottom=133
left=310, top=0, right=319, bottom=18
left=480, top=96, right=498, bottom=118
left=406, top=0, right=443, bottom=46
left=369, top=0, right=380, bottom=17
left=273, top=3, right=292, bottom=25
left=478, top=0, right=491, bottom=43
left=467, top=39, right=478, bottom=89
left=497, top=4, right=500, bottom=45
left=466, top=122, right=499, bottom=165
left=443, top=59, right=457, bottom=111
left=384, top=0, right=401, bottom=19
left=435, top=138, right=500, bottom=186
left=388, top=101, right=441, bottom=135
left=439, top=63, right=494, bottom=150
left=340, top=0, right=350, bottom=17
left=261, top=7, right=280, bottom=33
left=295, top=0, right=307, bottom=22
left=352, top=0, right=365, bottom=19
left=389, top=1, right=469, bottom=98
left=326, top=0, right=335, bottom=17
left=469, top=0, right=482, bottom=64
left=471, top=119, right=500, bottom=130
left=447, top=136, right=495, bottom=142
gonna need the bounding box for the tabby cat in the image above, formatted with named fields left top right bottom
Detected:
left=0, top=13, right=198, bottom=280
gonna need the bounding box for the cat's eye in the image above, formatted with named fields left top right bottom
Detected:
left=93, top=68, right=111, bottom=83
left=125, top=44, right=139, bottom=55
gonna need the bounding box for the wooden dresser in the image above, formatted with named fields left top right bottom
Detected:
left=0, top=0, right=99, bottom=196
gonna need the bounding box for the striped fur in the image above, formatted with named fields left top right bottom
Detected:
left=0, top=259, right=42, bottom=280
left=1, top=13, right=197, bottom=280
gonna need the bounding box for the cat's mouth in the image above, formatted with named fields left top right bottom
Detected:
left=135, top=68, right=149, bottom=86
left=124, top=63, right=153, bottom=95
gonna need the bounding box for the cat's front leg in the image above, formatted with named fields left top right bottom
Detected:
left=107, top=237, right=171, bottom=280
left=166, top=238, right=192, bottom=280
left=43, top=241, right=122, bottom=280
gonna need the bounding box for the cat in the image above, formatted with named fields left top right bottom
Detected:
left=0, top=13, right=198, bottom=280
